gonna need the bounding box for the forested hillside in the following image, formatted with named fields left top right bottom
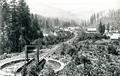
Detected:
left=0, top=0, right=43, bottom=54
left=0, top=0, right=80, bottom=55
left=83, top=9, right=120, bottom=30
left=32, top=14, right=80, bottom=32
left=100, top=10, right=120, bottom=30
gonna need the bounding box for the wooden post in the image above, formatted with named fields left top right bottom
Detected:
left=23, top=45, right=28, bottom=75
left=36, top=46, right=39, bottom=65
left=25, top=45, right=28, bottom=63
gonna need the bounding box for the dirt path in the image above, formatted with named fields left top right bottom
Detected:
left=45, top=58, right=65, bottom=72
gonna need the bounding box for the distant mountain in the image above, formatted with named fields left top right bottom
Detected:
left=29, top=3, right=80, bottom=22
left=30, top=14, right=81, bottom=34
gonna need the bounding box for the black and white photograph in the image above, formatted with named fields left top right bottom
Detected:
left=0, top=0, right=120, bottom=76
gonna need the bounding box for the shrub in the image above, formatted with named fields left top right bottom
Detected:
left=74, top=55, right=91, bottom=65
left=42, top=31, right=74, bottom=46
left=40, top=65, right=55, bottom=76
left=112, top=40, right=120, bottom=45
left=67, top=48, right=77, bottom=57
left=29, top=66, right=39, bottom=76
left=74, top=55, right=81, bottom=65
left=107, top=45, right=119, bottom=55
left=21, top=66, right=27, bottom=76
left=78, top=32, right=105, bottom=41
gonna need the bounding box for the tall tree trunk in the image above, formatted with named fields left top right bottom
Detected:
left=0, top=3, right=2, bottom=55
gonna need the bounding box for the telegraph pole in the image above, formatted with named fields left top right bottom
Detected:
left=35, top=38, right=42, bottom=65
left=36, top=45, right=39, bottom=65
left=25, top=45, right=29, bottom=62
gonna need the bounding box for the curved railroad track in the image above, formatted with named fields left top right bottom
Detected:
left=0, top=28, right=78, bottom=76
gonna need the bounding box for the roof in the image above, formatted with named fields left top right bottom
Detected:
left=86, top=28, right=97, bottom=33
left=43, top=33, right=49, bottom=36
left=109, top=33, right=120, bottom=39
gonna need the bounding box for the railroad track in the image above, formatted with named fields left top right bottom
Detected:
left=13, top=42, right=63, bottom=75
left=0, top=29, right=78, bottom=76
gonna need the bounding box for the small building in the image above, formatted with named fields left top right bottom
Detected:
left=64, top=28, right=69, bottom=31
left=109, top=33, right=120, bottom=40
left=43, top=33, right=49, bottom=36
left=43, top=32, right=58, bottom=37
left=105, top=30, right=120, bottom=40
left=68, top=27, right=79, bottom=30
left=86, top=28, right=97, bottom=33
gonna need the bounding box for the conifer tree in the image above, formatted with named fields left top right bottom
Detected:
left=106, top=23, right=110, bottom=32
left=0, top=0, right=10, bottom=54
left=17, top=0, right=31, bottom=43
left=98, top=21, right=105, bottom=35
left=8, top=0, right=20, bottom=52
left=0, top=1, right=3, bottom=54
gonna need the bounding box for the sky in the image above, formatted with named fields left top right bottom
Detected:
left=26, top=0, right=120, bottom=20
